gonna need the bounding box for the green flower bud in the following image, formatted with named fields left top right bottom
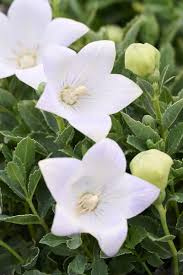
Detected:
left=125, top=43, right=160, bottom=77
left=130, top=149, right=173, bottom=190
left=142, top=115, right=156, bottom=129
left=100, top=25, right=123, bottom=43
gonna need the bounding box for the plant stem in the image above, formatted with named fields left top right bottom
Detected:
left=155, top=203, right=179, bottom=275
left=0, top=240, right=24, bottom=263
left=27, top=199, right=49, bottom=233
left=142, top=262, right=152, bottom=275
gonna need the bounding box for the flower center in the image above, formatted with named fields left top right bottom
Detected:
left=77, top=193, right=99, bottom=214
left=17, top=52, right=37, bottom=69
left=60, top=85, right=87, bottom=105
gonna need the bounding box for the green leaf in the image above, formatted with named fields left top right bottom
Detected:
left=91, top=259, right=108, bottom=275
left=147, top=233, right=175, bottom=242
left=126, top=226, right=147, bottom=249
left=166, top=122, right=183, bottom=154
left=0, top=214, right=39, bottom=224
left=122, top=113, right=160, bottom=142
left=162, top=98, right=183, bottom=128
left=55, top=125, right=74, bottom=146
left=127, top=135, right=147, bottom=151
left=68, top=255, right=87, bottom=275
left=18, top=100, right=48, bottom=132
left=6, top=161, right=26, bottom=193
left=14, top=137, right=35, bottom=172
left=28, top=169, right=41, bottom=199
left=23, top=247, right=40, bottom=269
left=24, top=271, right=47, bottom=275
left=178, top=248, right=183, bottom=262
left=0, top=130, right=23, bottom=142
left=0, top=144, right=12, bottom=161
left=146, top=252, right=163, bottom=267
left=176, top=212, right=183, bottom=231
left=0, top=88, right=16, bottom=108
left=141, top=239, right=171, bottom=259
left=40, top=233, right=67, bottom=247
left=167, top=193, right=183, bottom=204
left=66, top=235, right=82, bottom=250
left=100, top=248, right=132, bottom=259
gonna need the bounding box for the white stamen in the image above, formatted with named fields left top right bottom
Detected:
left=60, top=85, right=88, bottom=105
left=17, top=52, right=37, bottom=69
left=77, top=193, right=99, bottom=214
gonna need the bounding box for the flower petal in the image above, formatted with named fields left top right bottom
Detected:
left=83, top=74, right=143, bottom=115
left=0, top=63, right=15, bottom=78
left=120, top=173, right=160, bottom=219
left=82, top=138, right=126, bottom=180
left=16, top=65, right=46, bottom=89
left=0, top=12, right=12, bottom=56
left=69, top=115, right=112, bottom=142
left=42, top=45, right=76, bottom=85
left=8, top=0, right=51, bottom=46
left=43, top=18, right=89, bottom=47
left=38, top=158, right=81, bottom=203
left=52, top=204, right=81, bottom=236
left=91, top=218, right=128, bottom=257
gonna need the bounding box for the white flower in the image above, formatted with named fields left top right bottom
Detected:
left=39, top=138, right=159, bottom=257
left=0, top=0, right=88, bottom=89
left=36, top=41, right=142, bottom=141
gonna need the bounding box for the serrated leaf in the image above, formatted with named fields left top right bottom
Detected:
left=147, top=233, right=175, bottom=242
left=176, top=212, right=183, bottom=231
left=126, top=225, right=147, bottom=249
left=66, top=235, right=82, bottom=250
left=166, top=122, right=183, bottom=154
left=122, top=113, right=160, bottom=142
left=146, top=252, right=163, bottom=267
left=0, top=88, right=16, bottom=108
left=14, top=137, right=35, bottom=172
left=40, top=233, right=67, bottom=247
left=23, top=247, right=40, bottom=269
left=162, top=98, right=183, bottom=128
left=28, top=169, right=41, bottom=199
left=55, top=125, right=74, bottom=146
left=127, top=135, right=147, bottom=151
left=100, top=247, right=132, bottom=259
left=68, top=255, right=87, bottom=275
left=141, top=239, right=171, bottom=259
left=0, top=214, right=39, bottom=224
left=91, top=259, right=108, bottom=275
left=6, top=161, right=26, bottom=193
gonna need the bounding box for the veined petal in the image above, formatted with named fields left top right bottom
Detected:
left=120, top=173, right=160, bottom=219
left=91, top=218, right=128, bottom=257
left=43, top=18, right=89, bottom=47
left=42, top=45, right=76, bottom=85
left=52, top=204, right=81, bottom=236
left=8, top=0, right=51, bottom=46
left=82, top=138, right=126, bottom=180
left=16, top=64, right=46, bottom=89
left=84, top=74, right=143, bottom=115
left=38, top=158, right=81, bottom=204
left=69, top=115, right=112, bottom=142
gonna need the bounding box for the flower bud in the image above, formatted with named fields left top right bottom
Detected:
left=99, top=25, right=123, bottom=43
left=130, top=149, right=173, bottom=190
left=125, top=43, right=160, bottom=77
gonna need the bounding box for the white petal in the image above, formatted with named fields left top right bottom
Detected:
left=52, top=204, right=81, bottom=236
left=38, top=158, right=81, bottom=203
left=8, top=0, right=51, bottom=46
left=84, top=74, right=143, bottom=115
left=36, top=84, right=75, bottom=119
left=42, top=45, right=76, bottom=85
left=91, top=218, right=128, bottom=257
left=43, top=18, right=89, bottom=47
left=0, top=63, right=15, bottom=78
left=16, top=65, right=46, bottom=89
left=120, top=173, right=160, bottom=219
left=0, top=12, right=12, bottom=56
left=71, top=41, right=115, bottom=80
left=69, top=115, right=112, bottom=142
left=82, top=138, right=126, bottom=180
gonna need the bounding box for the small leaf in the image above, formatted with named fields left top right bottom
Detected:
left=166, top=122, right=183, bottom=154
left=6, top=161, right=26, bottom=193
left=66, top=235, right=82, bottom=250
left=68, top=255, right=87, bottom=275
left=0, top=214, right=39, bottom=224
left=14, top=137, right=35, bottom=172
left=40, top=233, right=67, bottom=247
left=23, top=247, right=40, bottom=269
left=162, top=98, right=183, bottom=128
left=55, top=125, right=74, bottom=146
left=178, top=248, right=183, bottom=262
left=0, top=88, right=16, bottom=108
left=176, top=212, right=183, bottom=231
left=91, top=259, right=108, bottom=275
left=127, top=135, right=147, bottom=151
left=126, top=225, right=147, bottom=249
left=147, top=233, right=175, bottom=242
left=28, top=169, right=41, bottom=199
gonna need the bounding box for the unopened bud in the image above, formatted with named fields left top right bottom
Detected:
left=130, top=149, right=173, bottom=190
left=101, top=25, right=123, bottom=43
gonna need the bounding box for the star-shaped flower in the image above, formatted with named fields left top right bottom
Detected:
left=36, top=41, right=143, bottom=141
left=0, top=0, right=88, bottom=89
left=39, top=138, right=159, bottom=256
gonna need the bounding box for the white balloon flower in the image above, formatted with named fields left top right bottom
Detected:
left=0, top=0, right=89, bottom=89
left=36, top=41, right=143, bottom=141
left=39, top=138, right=159, bottom=257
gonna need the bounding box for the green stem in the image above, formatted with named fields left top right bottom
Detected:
left=27, top=199, right=49, bottom=233
left=0, top=240, right=24, bottom=263
left=141, top=262, right=152, bottom=275
left=155, top=203, right=179, bottom=275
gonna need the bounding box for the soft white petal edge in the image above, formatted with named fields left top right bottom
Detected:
left=43, top=18, right=89, bottom=47
left=69, top=115, right=112, bottom=142
left=82, top=138, right=126, bottom=178
left=52, top=204, right=81, bottom=236
left=120, top=173, right=160, bottom=219
left=38, top=158, right=81, bottom=203
left=16, top=65, right=46, bottom=89
left=91, top=218, right=128, bottom=257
